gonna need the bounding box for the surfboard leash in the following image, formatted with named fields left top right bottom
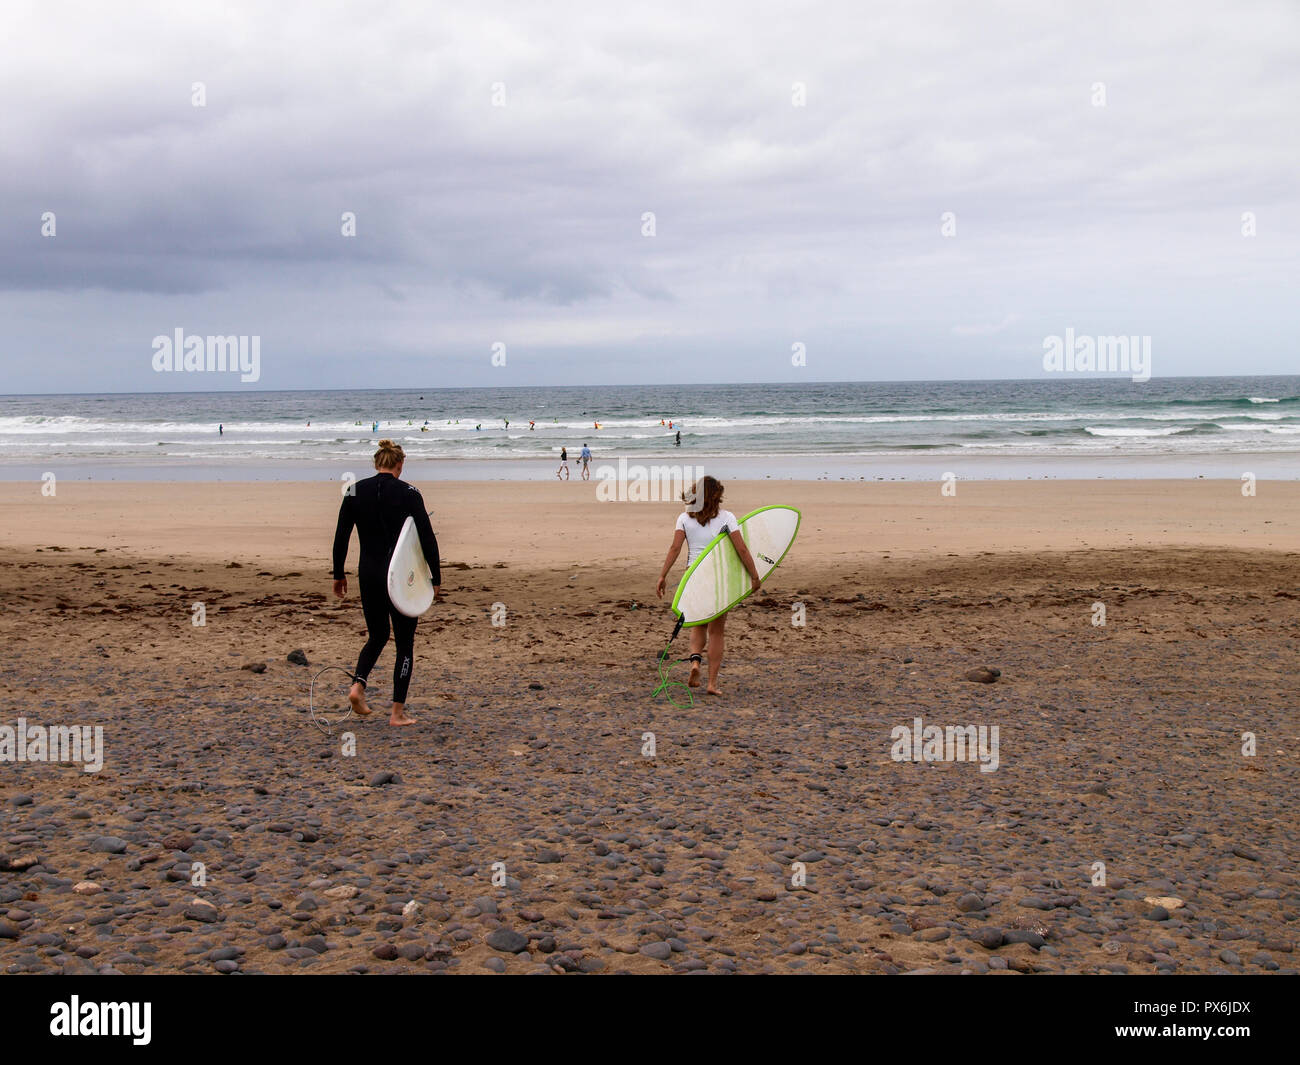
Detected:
left=309, top=665, right=360, bottom=735
left=651, top=617, right=695, bottom=709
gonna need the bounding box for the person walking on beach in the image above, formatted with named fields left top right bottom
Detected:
left=655, top=476, right=761, bottom=696
left=332, top=439, right=442, bottom=727
left=580, top=443, right=592, bottom=480
left=556, top=446, right=569, bottom=480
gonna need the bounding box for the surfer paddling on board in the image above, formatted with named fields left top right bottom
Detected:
left=332, top=439, right=443, bottom=726
left=655, top=476, right=761, bottom=695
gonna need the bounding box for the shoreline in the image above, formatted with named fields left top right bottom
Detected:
left=2, top=450, right=1299, bottom=482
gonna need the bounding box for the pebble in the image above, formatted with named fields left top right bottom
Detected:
left=486, top=929, right=528, bottom=954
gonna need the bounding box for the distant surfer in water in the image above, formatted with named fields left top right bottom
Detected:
left=655, top=476, right=760, bottom=696
left=332, top=439, right=442, bottom=726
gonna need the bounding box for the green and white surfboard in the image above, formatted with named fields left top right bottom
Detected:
left=670, top=505, right=801, bottom=626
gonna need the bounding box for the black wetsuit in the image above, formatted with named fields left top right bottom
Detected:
left=332, top=473, right=441, bottom=703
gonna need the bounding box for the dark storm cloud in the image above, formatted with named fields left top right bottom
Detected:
left=1, top=0, right=1297, bottom=390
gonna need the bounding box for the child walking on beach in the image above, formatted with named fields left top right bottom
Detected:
left=655, top=476, right=761, bottom=695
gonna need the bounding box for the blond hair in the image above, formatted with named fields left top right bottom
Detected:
left=374, top=439, right=405, bottom=470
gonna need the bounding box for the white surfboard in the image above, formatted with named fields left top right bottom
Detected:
left=671, top=505, right=801, bottom=626
left=387, top=516, right=434, bottom=617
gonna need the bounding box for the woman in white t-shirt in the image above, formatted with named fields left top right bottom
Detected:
left=655, top=476, right=761, bottom=695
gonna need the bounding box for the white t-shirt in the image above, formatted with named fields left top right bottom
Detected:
left=676, top=508, right=739, bottom=565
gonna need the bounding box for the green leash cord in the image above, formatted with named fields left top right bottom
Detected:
left=651, top=617, right=695, bottom=708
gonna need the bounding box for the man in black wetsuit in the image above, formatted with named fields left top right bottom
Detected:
left=331, top=439, right=442, bottom=726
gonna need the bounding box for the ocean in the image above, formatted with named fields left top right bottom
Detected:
left=2, top=376, right=1297, bottom=481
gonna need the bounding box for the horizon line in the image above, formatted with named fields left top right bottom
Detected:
left=3, top=371, right=1298, bottom=400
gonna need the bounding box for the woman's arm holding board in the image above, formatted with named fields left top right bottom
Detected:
left=729, top=529, right=763, bottom=592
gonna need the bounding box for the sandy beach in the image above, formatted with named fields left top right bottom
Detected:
left=1, top=478, right=1297, bottom=974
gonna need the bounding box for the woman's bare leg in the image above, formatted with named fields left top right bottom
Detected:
left=389, top=702, right=416, bottom=726
left=706, top=616, right=726, bottom=694
left=687, top=625, right=706, bottom=687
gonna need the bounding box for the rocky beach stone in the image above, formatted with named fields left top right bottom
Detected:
left=485, top=929, right=528, bottom=954
left=184, top=900, right=219, bottom=923
left=4, top=540, right=1296, bottom=976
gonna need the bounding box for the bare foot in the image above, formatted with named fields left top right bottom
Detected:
left=349, top=683, right=372, bottom=717
left=688, top=660, right=702, bottom=688
left=706, top=685, right=722, bottom=696
left=389, top=710, right=417, bottom=726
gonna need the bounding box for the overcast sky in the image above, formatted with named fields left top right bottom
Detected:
left=2, top=0, right=1297, bottom=393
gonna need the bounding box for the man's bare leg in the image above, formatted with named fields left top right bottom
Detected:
left=349, top=681, right=372, bottom=716
left=389, top=702, right=416, bottom=726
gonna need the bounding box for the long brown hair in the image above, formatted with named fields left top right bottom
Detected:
left=683, top=475, right=723, bottom=524
left=374, top=439, right=405, bottom=470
